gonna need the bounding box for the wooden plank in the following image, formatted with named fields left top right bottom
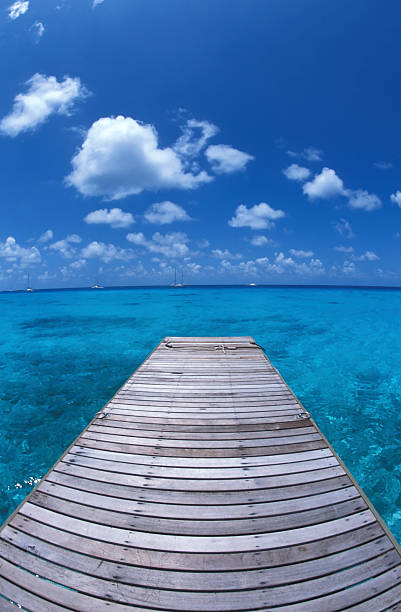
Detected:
left=46, top=471, right=353, bottom=505
left=80, top=430, right=322, bottom=447
left=37, top=480, right=360, bottom=518
left=62, top=450, right=339, bottom=477
left=27, top=490, right=367, bottom=535
left=8, top=514, right=387, bottom=571
left=0, top=539, right=399, bottom=611
left=74, top=436, right=327, bottom=456
left=18, top=504, right=377, bottom=552
left=88, top=423, right=316, bottom=439
left=1, top=525, right=392, bottom=591
left=69, top=445, right=333, bottom=466
left=53, top=460, right=346, bottom=490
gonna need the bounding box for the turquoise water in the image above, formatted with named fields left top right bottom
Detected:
left=1, top=285, right=401, bottom=541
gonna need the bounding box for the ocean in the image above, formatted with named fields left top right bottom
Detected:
left=1, top=285, right=401, bottom=541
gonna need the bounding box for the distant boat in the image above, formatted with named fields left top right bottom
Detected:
left=91, top=281, right=104, bottom=289
left=26, top=273, right=34, bottom=292
left=171, top=268, right=184, bottom=288
left=249, top=282, right=256, bottom=287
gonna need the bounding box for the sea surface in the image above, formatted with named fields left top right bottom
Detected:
left=1, top=285, right=401, bottom=541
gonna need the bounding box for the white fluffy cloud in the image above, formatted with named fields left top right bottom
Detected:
left=127, top=231, right=189, bottom=258
left=49, top=234, right=82, bottom=258
left=0, top=236, right=41, bottom=266
left=69, top=259, right=87, bottom=269
left=8, top=1, right=29, bottom=20
left=274, top=252, right=324, bottom=275
left=303, top=167, right=346, bottom=199
left=144, top=201, right=191, bottom=225
left=81, top=241, right=134, bottom=262
left=0, top=74, right=87, bottom=137
left=93, top=0, right=104, bottom=6
left=66, top=116, right=212, bottom=200
left=250, top=235, right=271, bottom=247
left=212, top=249, right=242, bottom=260
left=341, top=260, right=357, bottom=275
left=37, top=229, right=53, bottom=244
left=289, top=249, right=314, bottom=258
left=348, top=190, right=382, bottom=211
left=229, top=202, right=285, bottom=230
left=300, top=167, right=381, bottom=212
left=352, top=250, right=380, bottom=262
left=205, top=144, right=254, bottom=174
left=283, top=164, right=311, bottom=182
left=174, top=119, right=219, bottom=158
left=84, top=208, right=134, bottom=228
left=390, top=191, right=401, bottom=207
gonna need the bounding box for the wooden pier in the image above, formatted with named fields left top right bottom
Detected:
left=1, top=336, right=401, bottom=610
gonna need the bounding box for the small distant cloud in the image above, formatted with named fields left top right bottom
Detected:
left=374, top=161, right=392, bottom=169
left=37, top=229, right=53, bottom=244
left=212, top=249, right=242, bottom=260
left=289, top=249, right=314, bottom=258
left=92, top=0, right=104, bottom=6
left=70, top=259, right=87, bottom=269
left=390, top=191, right=401, bottom=207
left=352, top=250, right=380, bottom=262
left=31, top=21, right=45, bottom=43
left=8, top=0, right=29, bottom=20
left=348, top=189, right=381, bottom=211
left=250, top=235, right=272, bottom=247
left=49, top=234, right=82, bottom=259
left=84, top=208, right=134, bottom=229
left=334, top=218, right=355, bottom=239
left=334, top=245, right=354, bottom=253
left=303, top=167, right=346, bottom=200
left=287, top=147, right=323, bottom=162
left=292, top=164, right=382, bottom=213
left=283, top=164, right=310, bottom=182
left=81, top=241, right=134, bottom=262
left=126, top=231, right=189, bottom=259
left=174, top=119, right=218, bottom=158
left=229, top=202, right=285, bottom=230
left=196, top=239, right=210, bottom=249
left=144, top=201, right=191, bottom=225
left=205, top=144, right=254, bottom=174
left=0, top=236, right=41, bottom=266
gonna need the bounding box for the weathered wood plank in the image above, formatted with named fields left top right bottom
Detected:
left=8, top=514, right=387, bottom=571
left=1, top=526, right=392, bottom=591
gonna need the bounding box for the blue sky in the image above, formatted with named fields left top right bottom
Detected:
left=1, top=0, right=401, bottom=288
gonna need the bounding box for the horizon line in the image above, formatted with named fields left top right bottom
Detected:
left=3, top=282, right=401, bottom=294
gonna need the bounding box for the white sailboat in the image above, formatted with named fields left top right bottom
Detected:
left=171, top=268, right=184, bottom=288
left=91, top=280, right=104, bottom=289
left=26, top=273, right=34, bottom=292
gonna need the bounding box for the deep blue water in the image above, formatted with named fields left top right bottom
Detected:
left=1, top=285, right=401, bottom=541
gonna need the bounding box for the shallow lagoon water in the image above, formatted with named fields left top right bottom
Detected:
left=1, top=285, right=401, bottom=541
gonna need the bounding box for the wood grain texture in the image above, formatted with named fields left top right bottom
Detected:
left=0, top=335, right=400, bottom=610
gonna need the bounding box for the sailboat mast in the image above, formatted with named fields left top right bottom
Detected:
left=174, top=268, right=177, bottom=285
